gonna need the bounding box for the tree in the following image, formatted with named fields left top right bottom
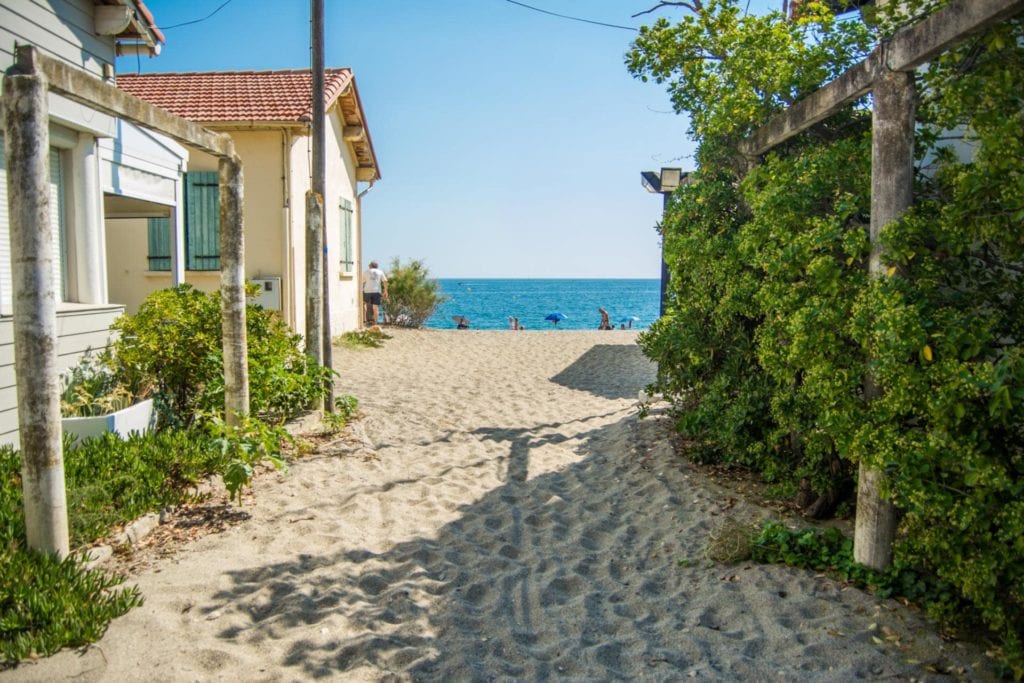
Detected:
left=380, top=258, right=447, bottom=328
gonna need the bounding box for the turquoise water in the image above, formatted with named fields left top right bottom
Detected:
left=425, top=279, right=660, bottom=331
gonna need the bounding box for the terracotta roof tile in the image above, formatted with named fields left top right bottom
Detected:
left=116, top=69, right=353, bottom=123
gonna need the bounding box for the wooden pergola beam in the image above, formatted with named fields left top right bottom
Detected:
left=739, top=0, right=1024, bottom=158
left=15, top=46, right=234, bottom=159
left=739, top=51, right=882, bottom=157
left=887, top=0, right=1024, bottom=72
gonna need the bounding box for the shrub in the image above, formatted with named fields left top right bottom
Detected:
left=111, top=284, right=332, bottom=426
left=323, top=395, right=360, bottom=433
left=206, top=416, right=289, bottom=505
left=60, top=350, right=143, bottom=418
left=380, top=258, right=446, bottom=327
left=61, top=430, right=225, bottom=545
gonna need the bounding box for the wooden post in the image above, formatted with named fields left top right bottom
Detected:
left=3, top=68, right=69, bottom=558
left=305, top=190, right=324, bottom=410
left=219, top=154, right=249, bottom=425
left=854, top=67, right=916, bottom=571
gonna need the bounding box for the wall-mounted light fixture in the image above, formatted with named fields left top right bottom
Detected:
left=641, top=167, right=687, bottom=317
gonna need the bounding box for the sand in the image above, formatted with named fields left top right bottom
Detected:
left=4, top=329, right=991, bottom=681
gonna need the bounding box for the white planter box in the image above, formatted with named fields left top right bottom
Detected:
left=62, top=398, right=155, bottom=444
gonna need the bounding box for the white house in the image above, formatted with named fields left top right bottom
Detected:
left=0, top=0, right=174, bottom=448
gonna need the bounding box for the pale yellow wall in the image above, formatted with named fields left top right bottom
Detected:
left=106, top=122, right=364, bottom=336
left=283, top=116, right=362, bottom=340
left=287, top=132, right=310, bottom=338
left=105, top=215, right=220, bottom=314
left=105, top=216, right=169, bottom=313
left=226, top=131, right=286, bottom=281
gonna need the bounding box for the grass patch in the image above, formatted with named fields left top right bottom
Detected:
left=336, top=329, right=392, bottom=349
left=706, top=519, right=755, bottom=564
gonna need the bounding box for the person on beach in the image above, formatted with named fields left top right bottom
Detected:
left=362, top=260, right=388, bottom=326
left=598, top=307, right=612, bottom=330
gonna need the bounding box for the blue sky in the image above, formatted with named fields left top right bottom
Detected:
left=117, top=1, right=773, bottom=278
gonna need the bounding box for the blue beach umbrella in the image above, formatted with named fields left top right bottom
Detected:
left=545, top=312, right=567, bottom=325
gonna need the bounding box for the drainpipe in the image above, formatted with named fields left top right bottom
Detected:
left=281, top=129, right=293, bottom=328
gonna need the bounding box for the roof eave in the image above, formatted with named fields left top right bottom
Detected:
left=337, top=77, right=381, bottom=181
left=197, top=120, right=312, bottom=130
left=104, top=1, right=165, bottom=57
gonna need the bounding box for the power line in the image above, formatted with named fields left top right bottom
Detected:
left=503, top=0, right=638, bottom=32
left=158, top=0, right=236, bottom=30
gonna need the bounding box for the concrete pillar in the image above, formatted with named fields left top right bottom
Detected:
left=3, top=69, right=69, bottom=558
left=854, top=68, right=916, bottom=571
left=170, top=165, right=186, bottom=285
left=71, top=132, right=106, bottom=303
left=219, top=154, right=249, bottom=425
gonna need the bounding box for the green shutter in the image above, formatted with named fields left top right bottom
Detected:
left=185, top=171, right=220, bottom=270
left=147, top=217, right=171, bottom=271
left=340, top=198, right=353, bottom=271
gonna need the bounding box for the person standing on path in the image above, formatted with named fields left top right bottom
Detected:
left=362, top=260, right=388, bottom=326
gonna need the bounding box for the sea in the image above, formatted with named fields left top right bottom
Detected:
left=424, top=278, right=660, bottom=331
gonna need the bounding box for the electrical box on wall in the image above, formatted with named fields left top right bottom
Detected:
left=250, top=277, right=282, bottom=311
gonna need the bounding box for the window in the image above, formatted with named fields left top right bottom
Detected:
left=340, top=197, right=354, bottom=273
left=146, top=171, right=220, bottom=272
left=0, top=141, right=67, bottom=311
left=146, top=216, right=171, bottom=271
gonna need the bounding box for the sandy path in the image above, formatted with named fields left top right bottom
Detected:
left=5, top=329, right=988, bottom=681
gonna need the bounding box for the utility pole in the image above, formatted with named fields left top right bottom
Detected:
left=306, top=0, right=327, bottom=411
left=312, top=0, right=336, bottom=411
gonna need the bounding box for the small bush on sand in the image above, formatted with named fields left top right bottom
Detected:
left=337, top=329, right=391, bottom=349
left=381, top=258, right=446, bottom=328
left=706, top=519, right=755, bottom=564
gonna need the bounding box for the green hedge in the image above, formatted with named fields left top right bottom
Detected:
left=630, top=2, right=1024, bottom=672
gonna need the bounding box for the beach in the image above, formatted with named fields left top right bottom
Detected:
left=5, top=329, right=990, bottom=681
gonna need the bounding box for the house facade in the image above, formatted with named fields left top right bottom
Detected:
left=0, top=0, right=169, bottom=448
left=114, top=69, right=381, bottom=338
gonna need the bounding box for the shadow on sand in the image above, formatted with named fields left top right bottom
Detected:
left=549, top=344, right=653, bottom=400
